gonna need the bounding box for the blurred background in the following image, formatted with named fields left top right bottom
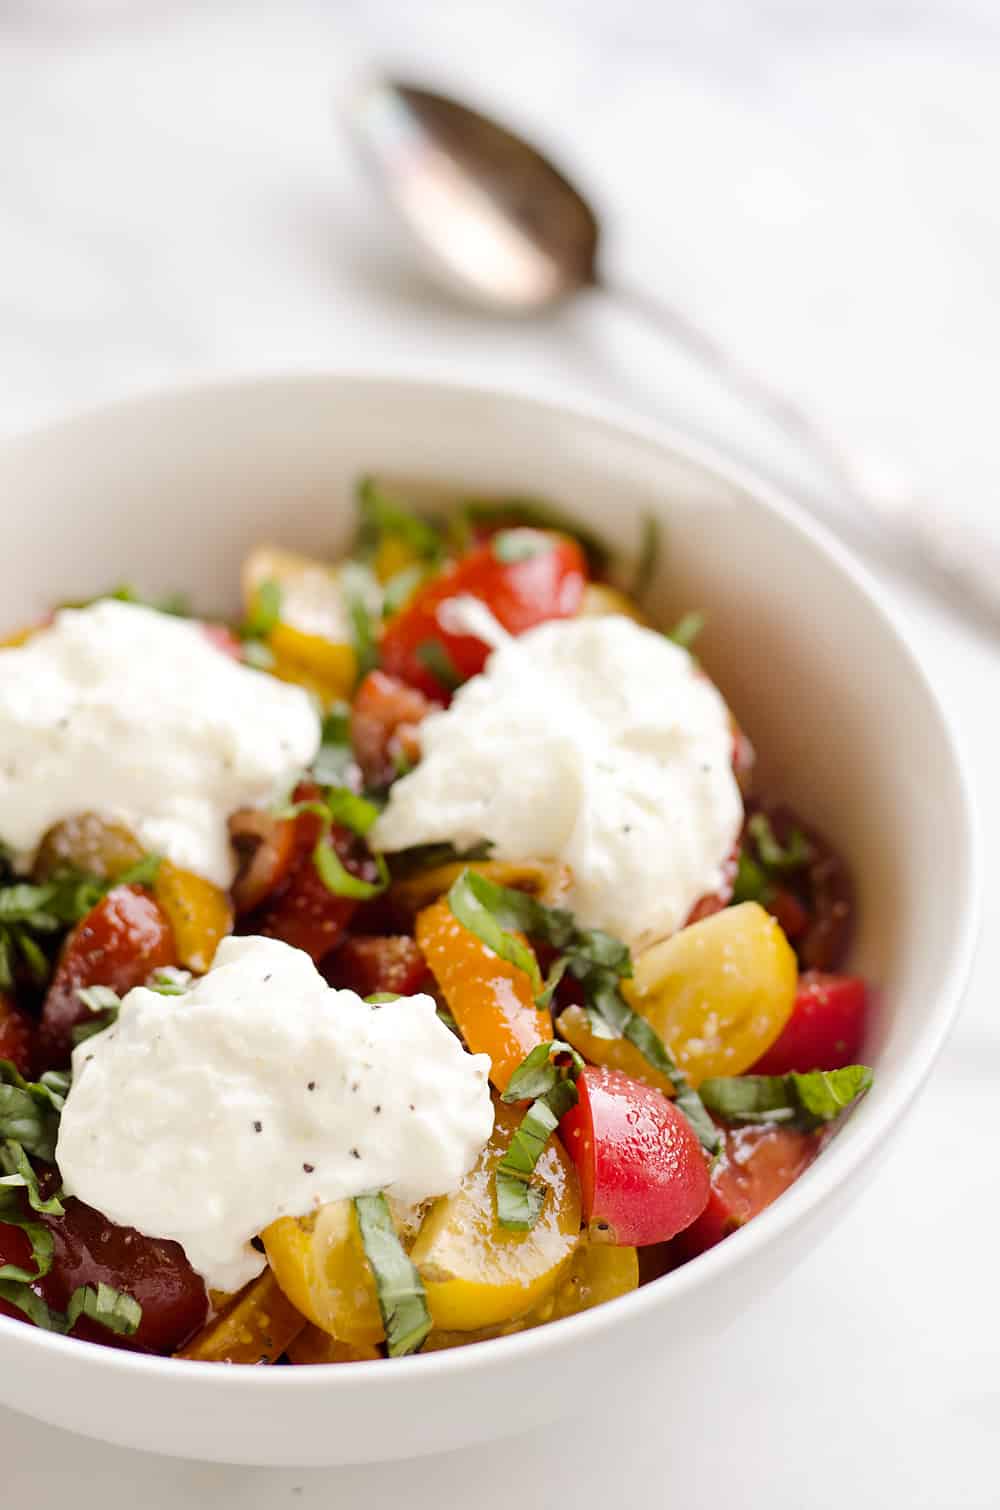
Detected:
left=1, top=3, right=997, bottom=1506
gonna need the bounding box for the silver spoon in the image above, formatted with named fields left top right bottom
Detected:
left=345, top=77, right=1000, bottom=627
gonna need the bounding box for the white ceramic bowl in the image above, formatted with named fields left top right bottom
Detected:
left=0, top=375, right=979, bottom=1465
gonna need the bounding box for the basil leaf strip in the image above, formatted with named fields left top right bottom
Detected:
left=240, top=579, right=283, bottom=641
left=356, top=477, right=445, bottom=564
left=415, top=640, right=463, bottom=694
left=447, top=871, right=542, bottom=994
left=66, top=1282, right=142, bottom=1338
left=313, top=841, right=390, bottom=901
left=746, top=814, right=811, bottom=873
left=632, top=514, right=659, bottom=599
left=0, top=1141, right=63, bottom=1215
left=341, top=562, right=382, bottom=684
left=353, top=1192, right=432, bottom=1357
left=666, top=611, right=705, bottom=651
left=495, top=1045, right=583, bottom=1232
left=312, top=704, right=356, bottom=786
left=0, top=1061, right=65, bottom=1161
left=444, top=869, right=719, bottom=1156
left=700, top=1065, right=873, bottom=1129
left=276, top=790, right=389, bottom=900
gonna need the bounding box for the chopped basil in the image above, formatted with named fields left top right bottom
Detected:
left=75, top=984, right=121, bottom=1014
left=699, top=1065, right=873, bottom=1128
left=342, top=563, right=380, bottom=683
left=435, top=1005, right=461, bottom=1037
left=632, top=514, right=660, bottom=600
left=147, top=967, right=192, bottom=996
left=415, top=640, right=463, bottom=694
left=0, top=1061, right=66, bottom=1161
left=388, top=840, right=494, bottom=880
left=312, top=703, right=356, bottom=787
left=381, top=564, right=428, bottom=618
left=732, top=847, right=769, bottom=904
left=454, top=498, right=611, bottom=576
left=276, top=788, right=389, bottom=900
left=496, top=1044, right=583, bottom=1231
left=444, top=869, right=720, bottom=1156
left=491, top=529, right=552, bottom=565
left=666, top=610, right=705, bottom=651
left=447, top=870, right=543, bottom=995
left=353, top=1191, right=431, bottom=1357
left=66, top=1282, right=142, bottom=1337
left=356, top=478, right=445, bottom=565
left=365, top=992, right=401, bottom=1005
left=0, top=856, right=159, bottom=993
left=0, top=1140, right=63, bottom=1216
left=240, top=579, right=283, bottom=641
left=746, top=813, right=811, bottom=872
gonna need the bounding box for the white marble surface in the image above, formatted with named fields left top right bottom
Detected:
left=1, top=3, right=998, bottom=1505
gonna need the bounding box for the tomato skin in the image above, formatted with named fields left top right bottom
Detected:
left=351, top=670, right=439, bottom=790
left=240, top=814, right=374, bottom=965
left=37, top=886, right=176, bottom=1070
left=677, top=1124, right=820, bottom=1257
left=379, top=535, right=587, bottom=698
left=0, top=1193, right=207, bottom=1353
left=750, top=972, right=868, bottom=1075
left=0, top=993, right=35, bottom=1077
left=560, top=1067, right=710, bottom=1247
left=325, top=935, right=428, bottom=997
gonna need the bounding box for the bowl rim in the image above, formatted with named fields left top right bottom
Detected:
left=0, top=368, right=983, bottom=1392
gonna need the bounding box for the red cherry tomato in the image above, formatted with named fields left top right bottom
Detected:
left=0, top=993, right=35, bottom=1077
left=677, top=1123, right=821, bottom=1257
left=0, top=1193, right=207, bottom=1353
left=324, top=935, right=428, bottom=997
left=37, top=886, right=176, bottom=1070
left=351, top=670, right=439, bottom=790
left=750, top=971, right=868, bottom=1075
left=560, top=1067, right=710, bottom=1246
left=379, top=534, right=587, bottom=698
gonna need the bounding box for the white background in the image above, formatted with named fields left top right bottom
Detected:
left=1, top=3, right=998, bottom=1505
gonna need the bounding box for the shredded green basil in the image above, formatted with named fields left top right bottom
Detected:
left=356, top=478, right=445, bottom=565
left=453, top=497, right=610, bottom=576
left=495, top=1043, right=584, bottom=1231
left=632, top=514, right=660, bottom=600
left=666, top=610, right=705, bottom=650
left=444, top=869, right=720, bottom=1156
left=0, top=1061, right=67, bottom=1162
left=276, top=788, right=389, bottom=901
left=342, top=563, right=380, bottom=683
left=446, top=870, right=543, bottom=995
left=746, top=813, right=811, bottom=872
left=240, top=579, right=283, bottom=641
left=353, top=1192, right=431, bottom=1357
left=415, top=640, right=463, bottom=694
left=65, top=1282, right=142, bottom=1337
left=700, top=1065, right=873, bottom=1129
left=312, top=704, right=356, bottom=786
left=381, top=564, right=427, bottom=618
left=147, top=967, right=192, bottom=996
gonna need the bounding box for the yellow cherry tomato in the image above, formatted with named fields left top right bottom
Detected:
left=262, top=1198, right=384, bottom=1347
left=554, top=1003, right=676, bottom=1097
left=241, top=545, right=359, bottom=704
left=416, top=898, right=551, bottom=1094
left=286, top=1327, right=381, bottom=1365
left=410, top=1101, right=581, bottom=1332
left=548, top=1238, right=639, bottom=1320
left=176, top=1270, right=306, bottom=1364
left=153, top=860, right=233, bottom=974
left=624, top=901, right=797, bottom=1086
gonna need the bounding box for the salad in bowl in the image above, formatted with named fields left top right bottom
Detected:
left=0, top=478, right=872, bottom=1367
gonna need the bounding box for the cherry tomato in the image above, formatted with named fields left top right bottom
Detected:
left=0, top=1193, right=207, bottom=1353
left=350, top=670, right=439, bottom=790
left=240, top=813, right=376, bottom=965
left=415, top=897, right=551, bottom=1093
left=229, top=808, right=298, bottom=915
left=325, top=935, right=428, bottom=997
left=37, top=885, right=176, bottom=1070
left=0, top=993, right=35, bottom=1077
left=560, top=1067, right=710, bottom=1246
left=676, top=1123, right=821, bottom=1257
left=379, top=533, right=587, bottom=699
left=750, top=971, right=868, bottom=1075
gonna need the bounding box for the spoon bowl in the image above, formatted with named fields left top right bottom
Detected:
left=348, top=78, right=598, bottom=310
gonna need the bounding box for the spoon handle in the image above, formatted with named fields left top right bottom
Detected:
left=607, top=276, right=1000, bottom=627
